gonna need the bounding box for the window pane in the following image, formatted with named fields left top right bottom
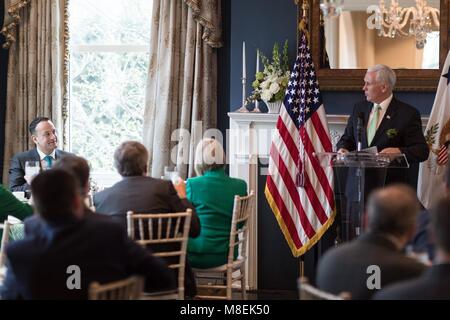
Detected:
left=69, top=0, right=153, bottom=46
left=69, top=0, right=152, bottom=186
left=70, top=52, right=148, bottom=172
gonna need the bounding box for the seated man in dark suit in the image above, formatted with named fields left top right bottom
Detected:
left=374, top=195, right=450, bottom=300
left=25, top=155, right=95, bottom=236
left=9, top=117, right=72, bottom=192
left=316, top=184, right=426, bottom=299
left=93, top=140, right=200, bottom=297
left=0, top=169, right=175, bottom=300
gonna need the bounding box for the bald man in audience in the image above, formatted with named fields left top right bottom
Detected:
left=9, top=117, right=72, bottom=191
left=316, top=184, right=426, bottom=299
left=374, top=195, right=450, bottom=299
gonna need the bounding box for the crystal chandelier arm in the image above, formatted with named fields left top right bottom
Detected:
left=426, top=8, right=440, bottom=27
left=397, top=7, right=415, bottom=34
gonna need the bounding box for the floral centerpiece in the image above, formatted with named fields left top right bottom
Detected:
left=247, top=41, right=290, bottom=113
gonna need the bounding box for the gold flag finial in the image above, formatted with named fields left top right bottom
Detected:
left=298, top=1, right=310, bottom=45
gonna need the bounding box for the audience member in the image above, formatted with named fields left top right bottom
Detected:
left=9, top=117, right=71, bottom=191
left=374, top=195, right=450, bottom=299
left=187, top=138, right=247, bottom=268
left=0, top=184, right=33, bottom=238
left=409, top=165, right=450, bottom=261
left=316, top=184, right=426, bottom=299
left=0, top=169, right=175, bottom=299
left=93, top=141, right=200, bottom=297
left=24, top=155, right=94, bottom=236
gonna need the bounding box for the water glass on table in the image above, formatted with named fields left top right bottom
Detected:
left=25, top=161, right=40, bottom=184
left=163, top=166, right=180, bottom=184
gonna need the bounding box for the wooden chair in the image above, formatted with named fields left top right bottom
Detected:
left=0, top=219, right=25, bottom=270
left=127, top=210, right=192, bottom=300
left=298, top=277, right=351, bottom=300
left=193, top=191, right=255, bottom=300
left=89, top=276, right=144, bottom=300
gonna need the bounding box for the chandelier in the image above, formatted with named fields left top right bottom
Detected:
left=374, top=0, right=440, bottom=49
left=320, top=0, right=344, bottom=18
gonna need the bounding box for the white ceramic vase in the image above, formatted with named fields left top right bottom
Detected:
left=264, top=100, right=283, bottom=114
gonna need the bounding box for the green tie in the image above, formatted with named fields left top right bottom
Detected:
left=367, top=104, right=381, bottom=145
left=44, top=155, right=53, bottom=169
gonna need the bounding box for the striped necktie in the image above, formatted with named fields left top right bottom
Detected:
left=367, top=104, right=381, bottom=145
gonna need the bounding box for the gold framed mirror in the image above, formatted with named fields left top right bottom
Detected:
left=298, top=0, right=449, bottom=91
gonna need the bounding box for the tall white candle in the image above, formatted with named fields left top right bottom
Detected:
left=255, top=49, right=260, bottom=110
left=256, top=49, right=260, bottom=73
left=242, top=41, right=247, bottom=108
left=242, top=41, right=246, bottom=80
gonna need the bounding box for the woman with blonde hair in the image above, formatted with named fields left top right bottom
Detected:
left=186, top=138, right=247, bottom=268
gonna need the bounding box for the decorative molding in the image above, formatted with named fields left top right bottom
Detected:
left=299, top=0, right=448, bottom=92
left=229, top=112, right=430, bottom=128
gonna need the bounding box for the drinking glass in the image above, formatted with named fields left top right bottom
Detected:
left=164, top=166, right=180, bottom=184
left=25, top=161, right=40, bottom=181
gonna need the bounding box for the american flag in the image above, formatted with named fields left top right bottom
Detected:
left=438, top=144, right=448, bottom=165
left=264, top=29, right=335, bottom=257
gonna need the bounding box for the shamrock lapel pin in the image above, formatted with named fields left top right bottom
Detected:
left=386, top=128, right=398, bottom=139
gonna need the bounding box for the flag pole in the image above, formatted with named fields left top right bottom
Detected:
left=299, top=256, right=305, bottom=277
left=298, top=0, right=309, bottom=280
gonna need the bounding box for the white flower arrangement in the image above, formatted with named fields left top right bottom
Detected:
left=247, top=41, right=290, bottom=104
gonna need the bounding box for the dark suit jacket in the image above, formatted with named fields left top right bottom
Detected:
left=316, top=232, right=427, bottom=300
left=9, top=148, right=72, bottom=192
left=336, top=98, right=429, bottom=193
left=93, top=175, right=200, bottom=297
left=23, top=206, right=95, bottom=237
left=373, top=264, right=450, bottom=300
left=93, top=176, right=200, bottom=236
left=410, top=209, right=435, bottom=261
left=0, top=214, right=175, bottom=300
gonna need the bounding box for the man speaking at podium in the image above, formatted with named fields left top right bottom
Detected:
left=336, top=64, right=429, bottom=240
left=337, top=64, right=429, bottom=188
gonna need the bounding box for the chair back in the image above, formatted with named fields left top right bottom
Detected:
left=298, top=277, right=351, bottom=300
left=89, top=276, right=143, bottom=300
left=126, top=209, right=192, bottom=299
left=227, top=191, right=254, bottom=267
left=0, top=218, right=25, bottom=269
left=193, top=191, right=255, bottom=300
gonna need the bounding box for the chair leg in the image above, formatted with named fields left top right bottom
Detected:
left=226, top=269, right=232, bottom=300
left=241, top=266, right=247, bottom=300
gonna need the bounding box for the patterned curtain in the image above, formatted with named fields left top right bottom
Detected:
left=1, top=0, right=68, bottom=185
left=143, top=0, right=222, bottom=179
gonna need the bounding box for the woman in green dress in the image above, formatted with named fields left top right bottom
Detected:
left=186, top=138, right=247, bottom=268
left=0, top=184, right=33, bottom=238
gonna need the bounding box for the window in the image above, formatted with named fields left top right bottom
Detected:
left=69, top=0, right=152, bottom=187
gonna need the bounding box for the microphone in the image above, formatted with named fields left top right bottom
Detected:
left=357, top=112, right=364, bottom=152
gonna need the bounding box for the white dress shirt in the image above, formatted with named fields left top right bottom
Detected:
left=36, top=148, right=56, bottom=170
